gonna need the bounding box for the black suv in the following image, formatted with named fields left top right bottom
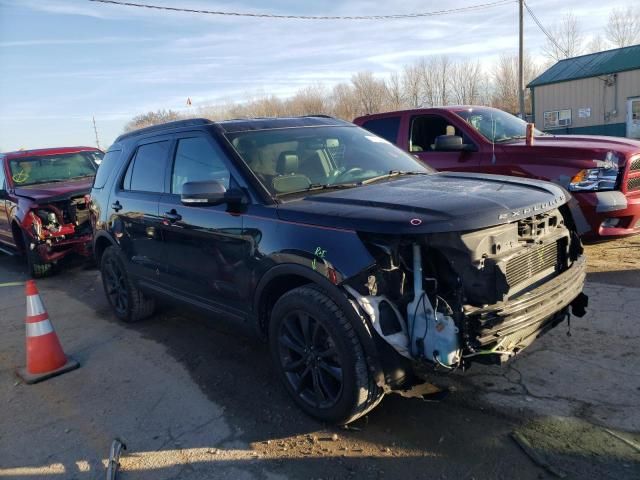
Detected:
left=91, top=117, right=588, bottom=424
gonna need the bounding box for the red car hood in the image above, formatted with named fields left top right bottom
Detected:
left=13, top=177, right=94, bottom=201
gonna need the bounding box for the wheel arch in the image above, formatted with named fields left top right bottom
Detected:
left=93, top=232, right=117, bottom=265
left=10, top=220, right=26, bottom=254
left=254, top=264, right=384, bottom=383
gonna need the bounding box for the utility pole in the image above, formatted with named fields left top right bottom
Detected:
left=92, top=116, right=101, bottom=150
left=518, top=0, right=525, bottom=118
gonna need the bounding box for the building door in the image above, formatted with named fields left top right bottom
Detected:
left=628, top=97, right=640, bottom=139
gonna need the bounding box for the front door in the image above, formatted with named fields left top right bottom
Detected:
left=409, top=114, right=480, bottom=171
left=627, top=98, right=640, bottom=139
left=158, top=134, right=248, bottom=317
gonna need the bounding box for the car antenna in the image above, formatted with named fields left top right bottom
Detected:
left=491, top=112, right=496, bottom=165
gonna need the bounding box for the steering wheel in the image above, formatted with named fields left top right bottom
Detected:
left=332, top=167, right=365, bottom=184
left=12, top=170, right=29, bottom=184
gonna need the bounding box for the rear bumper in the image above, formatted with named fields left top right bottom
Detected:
left=465, top=255, right=587, bottom=362
left=574, top=191, right=640, bottom=241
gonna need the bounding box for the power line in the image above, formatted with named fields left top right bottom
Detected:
left=88, top=0, right=515, bottom=20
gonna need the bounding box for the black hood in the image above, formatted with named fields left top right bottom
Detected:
left=276, top=172, right=568, bottom=234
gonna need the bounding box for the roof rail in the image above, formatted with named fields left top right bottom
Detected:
left=115, top=118, right=213, bottom=142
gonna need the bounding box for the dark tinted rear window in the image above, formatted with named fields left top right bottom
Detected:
left=361, top=117, right=401, bottom=143
left=123, top=141, right=169, bottom=192
left=93, top=150, right=121, bottom=189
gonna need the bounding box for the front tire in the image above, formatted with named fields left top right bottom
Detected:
left=100, top=246, right=155, bottom=323
left=269, top=285, right=383, bottom=424
left=21, top=231, right=52, bottom=278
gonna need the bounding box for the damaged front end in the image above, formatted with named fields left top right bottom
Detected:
left=343, top=207, right=588, bottom=389
left=21, top=194, right=93, bottom=262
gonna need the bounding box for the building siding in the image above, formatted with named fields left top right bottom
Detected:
left=532, top=69, right=640, bottom=136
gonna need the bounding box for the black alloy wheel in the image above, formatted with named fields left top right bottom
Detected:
left=277, top=309, right=344, bottom=409
left=100, top=246, right=155, bottom=323
left=269, top=285, right=383, bottom=424
left=103, top=254, right=129, bottom=317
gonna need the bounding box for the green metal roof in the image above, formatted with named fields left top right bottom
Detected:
left=528, top=44, right=640, bottom=88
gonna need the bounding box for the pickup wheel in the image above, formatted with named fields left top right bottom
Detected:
left=269, top=285, right=383, bottom=424
left=100, top=246, right=155, bottom=323
left=21, top=231, right=52, bottom=278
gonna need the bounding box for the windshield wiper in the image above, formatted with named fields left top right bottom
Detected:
left=360, top=170, right=426, bottom=185
left=276, top=182, right=358, bottom=196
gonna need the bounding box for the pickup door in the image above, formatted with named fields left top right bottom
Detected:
left=360, top=112, right=489, bottom=172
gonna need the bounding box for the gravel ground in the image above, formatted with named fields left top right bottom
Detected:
left=0, top=236, right=638, bottom=479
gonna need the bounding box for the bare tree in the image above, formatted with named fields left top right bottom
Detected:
left=330, top=82, right=360, bottom=120
left=585, top=34, right=609, bottom=54
left=542, top=13, right=585, bottom=62
left=123, top=109, right=181, bottom=132
left=401, top=63, right=423, bottom=108
left=287, top=85, right=327, bottom=116
left=451, top=60, right=485, bottom=105
left=605, top=5, right=640, bottom=48
left=351, top=71, right=388, bottom=115
left=491, top=53, right=540, bottom=114
left=420, top=56, right=452, bottom=107
left=385, top=72, right=405, bottom=110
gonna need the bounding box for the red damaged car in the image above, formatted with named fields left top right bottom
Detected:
left=354, top=106, right=640, bottom=241
left=0, top=147, right=103, bottom=277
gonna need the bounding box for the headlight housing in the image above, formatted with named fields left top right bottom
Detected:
left=568, top=151, right=620, bottom=192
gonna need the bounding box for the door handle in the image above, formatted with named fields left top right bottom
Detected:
left=163, top=210, right=182, bottom=223
left=111, top=201, right=122, bottom=212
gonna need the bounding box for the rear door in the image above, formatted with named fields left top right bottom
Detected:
left=409, top=114, right=480, bottom=171
left=111, top=136, right=171, bottom=284
left=157, top=133, right=248, bottom=317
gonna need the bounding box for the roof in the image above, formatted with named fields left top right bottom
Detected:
left=528, top=44, right=640, bottom=88
left=1, top=146, right=101, bottom=159
left=115, top=116, right=350, bottom=143
left=217, top=115, right=349, bottom=133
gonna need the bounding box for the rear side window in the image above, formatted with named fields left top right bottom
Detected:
left=93, top=150, right=121, bottom=189
left=123, top=141, right=169, bottom=192
left=361, top=117, right=401, bottom=143
left=0, top=160, right=6, bottom=189
left=171, top=137, right=230, bottom=194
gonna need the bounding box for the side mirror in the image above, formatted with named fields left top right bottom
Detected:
left=181, top=180, right=247, bottom=206
left=0, top=189, right=8, bottom=200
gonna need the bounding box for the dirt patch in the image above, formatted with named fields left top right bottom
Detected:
left=585, top=236, right=640, bottom=288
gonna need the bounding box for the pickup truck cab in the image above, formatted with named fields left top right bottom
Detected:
left=354, top=106, right=640, bottom=241
left=0, top=147, right=103, bottom=276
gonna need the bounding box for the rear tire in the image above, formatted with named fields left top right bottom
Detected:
left=21, top=231, right=52, bottom=278
left=269, top=285, right=383, bottom=424
left=100, top=245, right=155, bottom=323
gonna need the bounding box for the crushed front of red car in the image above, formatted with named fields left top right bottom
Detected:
left=19, top=192, right=93, bottom=262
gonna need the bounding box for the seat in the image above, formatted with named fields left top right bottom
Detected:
left=276, top=151, right=299, bottom=175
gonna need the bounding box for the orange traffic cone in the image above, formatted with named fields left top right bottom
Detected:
left=16, top=280, right=79, bottom=384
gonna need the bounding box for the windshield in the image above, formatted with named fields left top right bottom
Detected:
left=226, top=125, right=433, bottom=195
left=9, top=151, right=101, bottom=186
left=454, top=107, right=546, bottom=143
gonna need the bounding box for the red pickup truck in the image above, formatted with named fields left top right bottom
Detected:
left=354, top=106, right=640, bottom=241
left=0, top=147, right=103, bottom=276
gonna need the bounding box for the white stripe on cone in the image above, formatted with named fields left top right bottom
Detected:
left=26, top=294, right=46, bottom=316
left=26, top=318, right=54, bottom=337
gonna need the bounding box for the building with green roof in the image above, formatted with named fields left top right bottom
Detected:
left=527, top=44, right=640, bottom=138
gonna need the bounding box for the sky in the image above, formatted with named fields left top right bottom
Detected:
left=0, top=0, right=632, bottom=151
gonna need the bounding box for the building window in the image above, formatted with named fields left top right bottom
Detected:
left=543, top=109, right=572, bottom=129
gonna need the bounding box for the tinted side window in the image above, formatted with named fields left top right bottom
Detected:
left=171, top=137, right=230, bottom=194
left=123, top=141, right=169, bottom=192
left=93, top=150, right=121, bottom=189
left=361, top=117, right=401, bottom=143
left=0, top=161, right=6, bottom=189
